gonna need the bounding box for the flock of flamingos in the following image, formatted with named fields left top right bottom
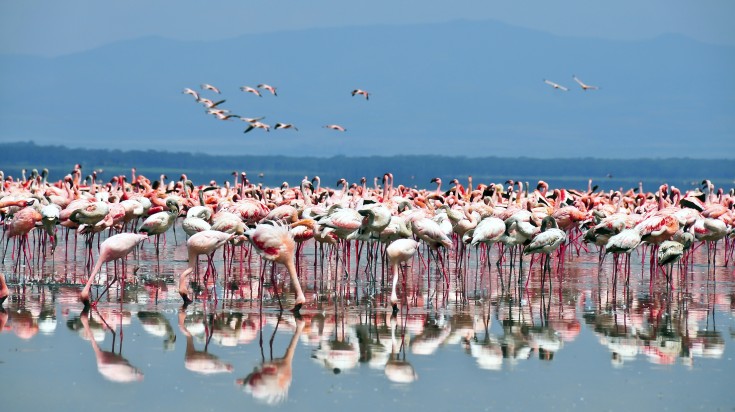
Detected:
left=0, top=165, right=734, bottom=317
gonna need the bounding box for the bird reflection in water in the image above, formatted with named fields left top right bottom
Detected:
left=137, top=311, right=176, bottom=350
left=385, top=314, right=418, bottom=383
left=178, top=309, right=234, bottom=374
left=237, top=315, right=305, bottom=405
left=76, top=308, right=144, bottom=383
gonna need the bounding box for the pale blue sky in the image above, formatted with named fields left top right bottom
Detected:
left=1, top=0, right=734, bottom=56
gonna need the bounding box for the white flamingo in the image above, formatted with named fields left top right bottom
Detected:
left=572, top=75, right=599, bottom=91
left=324, top=124, right=346, bottom=132
left=274, top=123, right=298, bottom=131
left=543, top=79, right=569, bottom=91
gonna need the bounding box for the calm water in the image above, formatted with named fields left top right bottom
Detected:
left=1, top=227, right=734, bottom=411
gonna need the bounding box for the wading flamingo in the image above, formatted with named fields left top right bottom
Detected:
left=245, top=223, right=306, bottom=313
left=386, top=239, right=419, bottom=314
left=178, top=230, right=238, bottom=306
left=80, top=233, right=149, bottom=307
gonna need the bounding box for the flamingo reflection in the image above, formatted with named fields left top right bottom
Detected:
left=138, top=311, right=176, bottom=350
left=77, top=309, right=144, bottom=383
left=178, top=309, right=234, bottom=374
left=237, top=316, right=305, bottom=405
left=384, top=315, right=417, bottom=383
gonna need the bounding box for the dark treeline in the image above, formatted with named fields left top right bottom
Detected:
left=1, top=141, right=733, bottom=193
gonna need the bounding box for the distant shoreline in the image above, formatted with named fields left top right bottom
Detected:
left=1, top=141, right=733, bottom=192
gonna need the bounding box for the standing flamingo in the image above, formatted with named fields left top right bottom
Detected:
left=386, top=239, right=419, bottom=314
left=80, top=233, right=149, bottom=307
left=137, top=198, right=179, bottom=254
left=0, top=273, right=8, bottom=308
left=178, top=230, right=238, bottom=305
left=245, top=223, right=306, bottom=313
left=524, top=216, right=566, bottom=282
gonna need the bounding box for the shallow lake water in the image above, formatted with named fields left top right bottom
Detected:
left=1, top=227, right=734, bottom=411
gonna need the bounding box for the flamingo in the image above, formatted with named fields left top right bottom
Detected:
left=386, top=238, right=419, bottom=314
left=178, top=230, right=238, bottom=305
left=240, top=86, right=262, bottom=97
left=324, top=124, right=346, bottom=132
left=657, top=240, right=684, bottom=283
left=80, top=232, right=149, bottom=307
left=245, top=223, right=306, bottom=313
left=137, top=198, right=180, bottom=254
left=201, top=83, right=221, bottom=94
left=0, top=273, right=8, bottom=308
left=543, top=79, right=569, bottom=91
left=244, top=121, right=271, bottom=134
left=199, top=98, right=226, bottom=108
left=524, top=216, right=567, bottom=282
left=257, top=83, right=277, bottom=96
left=274, top=123, right=299, bottom=131
left=572, top=75, right=599, bottom=91
left=351, top=89, right=370, bottom=100
left=182, top=88, right=200, bottom=101
left=240, top=116, right=266, bottom=123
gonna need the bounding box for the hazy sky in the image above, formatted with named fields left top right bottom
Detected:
left=2, top=0, right=734, bottom=56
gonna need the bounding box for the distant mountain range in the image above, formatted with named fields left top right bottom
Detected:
left=2, top=142, right=732, bottom=193
left=0, top=19, right=733, bottom=158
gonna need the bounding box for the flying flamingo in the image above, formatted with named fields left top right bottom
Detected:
left=572, top=75, right=599, bottom=91
left=182, top=88, right=200, bottom=101
left=543, top=79, right=569, bottom=91
left=245, top=223, right=306, bottom=313
left=257, top=83, right=278, bottom=96
left=244, top=121, right=271, bottom=134
left=199, top=98, right=226, bottom=108
left=240, top=86, right=262, bottom=97
left=386, top=238, right=419, bottom=314
left=178, top=230, right=238, bottom=306
left=324, top=124, right=346, bottom=132
left=240, top=116, right=266, bottom=124
left=80, top=232, right=149, bottom=307
left=274, top=123, right=298, bottom=131
left=351, top=89, right=370, bottom=100
left=201, top=83, right=221, bottom=94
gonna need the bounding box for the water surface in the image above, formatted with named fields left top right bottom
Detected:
left=1, top=229, right=733, bottom=411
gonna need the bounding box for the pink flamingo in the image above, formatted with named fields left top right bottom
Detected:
left=80, top=232, right=149, bottom=307
left=351, top=89, right=370, bottom=100
left=245, top=223, right=306, bottom=313
left=0, top=273, right=8, bottom=308
left=257, top=83, right=278, bottom=96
